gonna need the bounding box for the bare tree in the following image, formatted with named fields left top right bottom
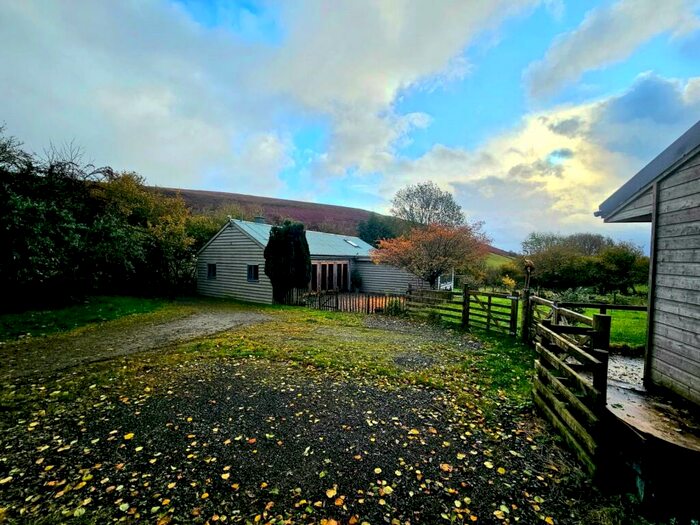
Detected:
left=390, top=181, right=464, bottom=226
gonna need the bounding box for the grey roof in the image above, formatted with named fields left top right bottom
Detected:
left=232, top=219, right=373, bottom=257
left=596, top=119, right=700, bottom=219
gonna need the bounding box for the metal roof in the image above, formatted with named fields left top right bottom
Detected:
left=596, top=119, right=700, bottom=220
left=232, top=219, right=373, bottom=257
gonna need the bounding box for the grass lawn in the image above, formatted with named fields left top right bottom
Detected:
left=0, top=296, right=169, bottom=342
left=0, top=298, right=647, bottom=524
left=583, top=309, right=647, bottom=352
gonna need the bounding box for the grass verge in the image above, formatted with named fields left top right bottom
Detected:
left=0, top=296, right=169, bottom=342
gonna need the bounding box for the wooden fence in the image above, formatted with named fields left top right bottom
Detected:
left=525, top=294, right=611, bottom=475
left=407, top=288, right=519, bottom=336
left=463, top=290, right=519, bottom=336
left=284, top=289, right=407, bottom=314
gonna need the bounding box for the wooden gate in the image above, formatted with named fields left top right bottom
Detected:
left=463, top=291, right=519, bottom=336
left=525, top=295, right=611, bottom=474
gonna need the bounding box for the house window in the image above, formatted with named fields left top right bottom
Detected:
left=207, top=263, right=217, bottom=280
left=247, top=264, right=259, bottom=282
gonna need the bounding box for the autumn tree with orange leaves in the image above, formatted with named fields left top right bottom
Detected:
left=371, top=223, right=490, bottom=288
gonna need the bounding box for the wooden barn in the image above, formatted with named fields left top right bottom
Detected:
left=197, top=218, right=424, bottom=304
left=596, top=120, right=700, bottom=406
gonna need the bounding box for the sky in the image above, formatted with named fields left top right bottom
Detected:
left=1, top=0, right=700, bottom=252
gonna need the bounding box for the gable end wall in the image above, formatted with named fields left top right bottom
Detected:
left=197, top=225, right=274, bottom=304
left=650, top=150, right=700, bottom=405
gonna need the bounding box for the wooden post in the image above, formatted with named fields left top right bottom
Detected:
left=552, top=301, right=559, bottom=325
left=521, top=289, right=531, bottom=344
left=462, top=289, right=469, bottom=328
left=510, top=295, right=519, bottom=336
left=486, top=295, right=492, bottom=332
left=366, top=294, right=370, bottom=314
left=591, top=314, right=611, bottom=407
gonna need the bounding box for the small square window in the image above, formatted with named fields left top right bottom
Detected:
left=247, top=264, right=259, bottom=282
left=207, top=263, right=217, bottom=280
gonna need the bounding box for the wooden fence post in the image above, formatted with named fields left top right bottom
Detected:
left=591, top=314, right=611, bottom=407
left=509, top=294, right=519, bottom=336
left=521, top=289, right=531, bottom=344
left=486, top=295, right=492, bottom=331
left=462, top=289, right=469, bottom=328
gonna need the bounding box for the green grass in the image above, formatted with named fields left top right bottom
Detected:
left=583, top=308, right=647, bottom=351
left=0, top=296, right=169, bottom=342
left=485, top=252, right=513, bottom=269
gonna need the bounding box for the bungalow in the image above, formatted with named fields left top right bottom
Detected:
left=595, top=120, right=700, bottom=406
left=197, top=218, right=424, bottom=304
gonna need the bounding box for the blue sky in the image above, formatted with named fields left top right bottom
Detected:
left=2, top=0, right=700, bottom=251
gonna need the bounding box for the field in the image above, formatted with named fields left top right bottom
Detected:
left=485, top=252, right=513, bottom=269
left=0, top=297, right=647, bottom=524
left=583, top=308, right=647, bottom=352
left=408, top=292, right=647, bottom=353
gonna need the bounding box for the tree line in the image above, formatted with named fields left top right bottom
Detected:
left=358, top=182, right=648, bottom=295
left=0, top=130, right=243, bottom=310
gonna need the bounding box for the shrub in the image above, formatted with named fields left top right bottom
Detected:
left=426, top=310, right=442, bottom=324
left=501, top=275, right=516, bottom=290
left=350, top=268, right=363, bottom=291
left=384, top=298, right=406, bottom=316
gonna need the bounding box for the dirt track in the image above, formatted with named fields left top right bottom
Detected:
left=0, top=307, right=269, bottom=381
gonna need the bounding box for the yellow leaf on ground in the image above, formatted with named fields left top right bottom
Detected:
left=124, top=433, right=134, bottom=440
left=326, top=487, right=337, bottom=498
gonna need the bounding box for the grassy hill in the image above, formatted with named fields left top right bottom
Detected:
left=160, top=186, right=514, bottom=260
left=160, top=187, right=372, bottom=236
left=486, top=252, right=514, bottom=268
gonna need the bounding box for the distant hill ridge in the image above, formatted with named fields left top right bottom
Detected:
left=158, top=186, right=513, bottom=258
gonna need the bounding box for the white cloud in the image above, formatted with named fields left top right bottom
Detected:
left=525, top=0, right=700, bottom=99
left=254, top=0, right=540, bottom=174
left=0, top=0, right=540, bottom=194
left=377, top=73, right=700, bottom=251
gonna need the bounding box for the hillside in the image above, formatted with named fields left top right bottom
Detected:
left=159, top=186, right=513, bottom=261
left=160, top=187, right=371, bottom=236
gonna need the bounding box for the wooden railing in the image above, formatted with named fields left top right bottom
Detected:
left=526, top=293, right=611, bottom=475
left=284, top=289, right=407, bottom=314
left=463, top=290, right=519, bottom=336
left=406, top=289, right=461, bottom=323
left=406, top=288, right=519, bottom=336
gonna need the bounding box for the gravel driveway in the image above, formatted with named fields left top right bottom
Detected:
left=0, top=307, right=269, bottom=381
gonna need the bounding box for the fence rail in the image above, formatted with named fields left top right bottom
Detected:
left=526, top=293, right=611, bottom=475
left=284, top=289, right=407, bottom=314
left=405, top=288, right=519, bottom=336
left=464, top=290, right=519, bottom=335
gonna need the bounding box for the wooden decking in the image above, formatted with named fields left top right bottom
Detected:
left=607, top=380, right=700, bottom=453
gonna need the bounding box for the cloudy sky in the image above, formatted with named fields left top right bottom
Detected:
left=2, top=0, right=700, bottom=251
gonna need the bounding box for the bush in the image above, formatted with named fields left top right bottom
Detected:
left=426, top=310, right=442, bottom=324
left=384, top=298, right=407, bottom=316
left=350, top=268, right=363, bottom=291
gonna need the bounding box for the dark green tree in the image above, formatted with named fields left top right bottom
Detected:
left=357, top=213, right=404, bottom=247
left=264, top=220, right=312, bottom=303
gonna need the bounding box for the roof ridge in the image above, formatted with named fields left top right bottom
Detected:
left=233, top=218, right=368, bottom=243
